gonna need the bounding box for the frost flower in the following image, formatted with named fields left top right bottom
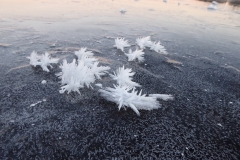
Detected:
left=27, top=51, right=41, bottom=67
left=75, top=48, right=94, bottom=59
left=75, top=48, right=97, bottom=67
left=136, top=36, right=152, bottom=49
left=57, top=55, right=110, bottom=94
left=100, top=66, right=174, bottom=115
left=27, top=51, right=59, bottom=72
left=125, top=49, right=145, bottom=62
left=113, top=38, right=130, bottom=51
left=59, top=76, right=83, bottom=94
left=150, top=41, right=167, bottom=54
left=109, top=66, right=141, bottom=88
left=99, top=85, right=160, bottom=115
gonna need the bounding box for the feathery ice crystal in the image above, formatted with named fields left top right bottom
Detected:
left=150, top=41, right=167, bottom=54
left=75, top=48, right=94, bottom=59
left=75, top=48, right=97, bottom=67
left=136, top=36, right=152, bottom=49
left=27, top=51, right=59, bottom=72
left=100, top=66, right=173, bottom=115
left=27, top=51, right=41, bottom=67
left=57, top=53, right=110, bottom=94
left=109, top=66, right=141, bottom=88
left=99, top=85, right=160, bottom=116
left=125, top=49, right=145, bottom=62
left=113, top=38, right=130, bottom=51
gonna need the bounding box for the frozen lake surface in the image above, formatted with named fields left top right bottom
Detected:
left=0, top=0, right=240, bottom=159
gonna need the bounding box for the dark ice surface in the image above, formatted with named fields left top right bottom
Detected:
left=0, top=0, right=240, bottom=159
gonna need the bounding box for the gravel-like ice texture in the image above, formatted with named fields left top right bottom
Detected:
left=0, top=30, right=239, bottom=159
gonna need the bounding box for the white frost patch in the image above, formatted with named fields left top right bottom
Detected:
left=41, top=80, right=47, bottom=84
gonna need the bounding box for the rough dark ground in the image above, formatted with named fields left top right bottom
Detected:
left=0, top=28, right=240, bottom=160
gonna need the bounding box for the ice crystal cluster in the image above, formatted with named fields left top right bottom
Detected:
left=27, top=35, right=172, bottom=116
left=136, top=36, right=166, bottom=53
left=56, top=48, right=110, bottom=94
left=114, top=36, right=167, bottom=63
left=27, top=51, right=59, bottom=72
left=99, top=66, right=173, bottom=115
